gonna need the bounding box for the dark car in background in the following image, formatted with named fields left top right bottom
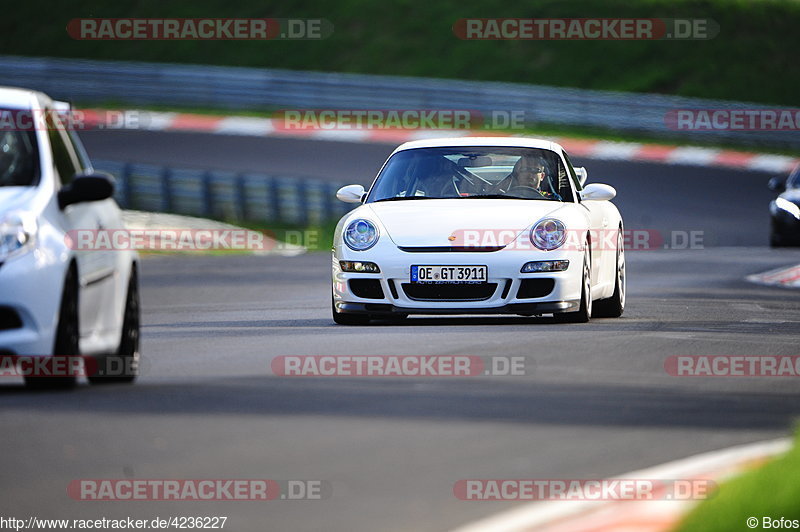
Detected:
left=769, top=165, right=800, bottom=247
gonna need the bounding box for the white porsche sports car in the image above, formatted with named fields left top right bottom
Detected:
left=331, top=137, right=625, bottom=324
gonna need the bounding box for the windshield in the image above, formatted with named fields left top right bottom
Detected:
left=787, top=165, right=800, bottom=190
left=0, top=130, right=39, bottom=187
left=366, top=147, right=572, bottom=203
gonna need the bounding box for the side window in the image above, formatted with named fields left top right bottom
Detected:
left=67, top=130, right=92, bottom=172
left=555, top=155, right=572, bottom=200
left=46, top=112, right=81, bottom=186
left=787, top=165, right=800, bottom=190
left=542, top=150, right=572, bottom=201
left=562, top=151, right=582, bottom=192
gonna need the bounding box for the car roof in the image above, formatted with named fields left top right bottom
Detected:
left=392, top=136, right=563, bottom=155
left=0, top=86, right=51, bottom=110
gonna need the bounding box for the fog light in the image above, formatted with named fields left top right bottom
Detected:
left=521, top=260, right=569, bottom=273
left=340, top=260, right=381, bottom=273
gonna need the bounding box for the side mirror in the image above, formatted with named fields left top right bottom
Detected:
left=768, top=176, right=786, bottom=193
left=579, top=183, right=616, bottom=201
left=574, top=167, right=588, bottom=187
left=58, top=171, right=115, bottom=209
left=336, top=184, right=366, bottom=204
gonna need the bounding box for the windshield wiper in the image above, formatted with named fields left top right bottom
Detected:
left=372, top=196, right=443, bottom=202
left=463, top=194, right=533, bottom=200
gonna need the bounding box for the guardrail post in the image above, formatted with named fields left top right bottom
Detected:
left=325, top=183, right=338, bottom=221
left=268, top=177, right=281, bottom=222
left=235, top=174, right=248, bottom=221
left=160, top=167, right=172, bottom=212
left=297, top=179, right=309, bottom=226
left=202, top=172, right=214, bottom=218
left=120, top=163, right=133, bottom=209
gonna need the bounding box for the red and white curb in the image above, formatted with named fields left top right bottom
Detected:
left=449, top=438, right=790, bottom=532
left=83, top=110, right=800, bottom=174
left=746, top=264, right=800, bottom=288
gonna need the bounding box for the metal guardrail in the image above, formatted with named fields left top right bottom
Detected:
left=2, top=55, right=797, bottom=149
left=93, top=159, right=353, bottom=225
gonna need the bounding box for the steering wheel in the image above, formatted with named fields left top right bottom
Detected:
left=507, top=185, right=547, bottom=198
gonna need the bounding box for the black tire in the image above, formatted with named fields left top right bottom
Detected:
left=331, top=297, right=371, bottom=325
left=25, top=265, right=79, bottom=389
left=88, top=266, right=140, bottom=384
left=770, top=219, right=782, bottom=247
left=553, top=251, right=591, bottom=324
left=593, top=231, right=626, bottom=318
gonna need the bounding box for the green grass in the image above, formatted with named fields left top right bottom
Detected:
left=674, top=429, right=800, bottom=532
left=4, top=0, right=800, bottom=106
left=133, top=219, right=337, bottom=255
left=232, top=220, right=338, bottom=252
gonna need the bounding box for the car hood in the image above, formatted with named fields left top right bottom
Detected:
left=0, top=186, right=37, bottom=214
left=365, top=199, right=567, bottom=247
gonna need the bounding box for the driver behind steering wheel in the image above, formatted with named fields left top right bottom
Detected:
left=501, top=155, right=555, bottom=198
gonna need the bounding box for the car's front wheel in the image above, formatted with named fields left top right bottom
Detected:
left=88, top=266, right=140, bottom=384
left=553, top=251, right=591, bottom=323
left=25, top=264, right=80, bottom=389
left=593, top=231, right=625, bottom=318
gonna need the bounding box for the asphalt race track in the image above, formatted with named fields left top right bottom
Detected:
left=1, top=131, right=798, bottom=532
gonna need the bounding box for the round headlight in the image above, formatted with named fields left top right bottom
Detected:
left=530, top=219, right=566, bottom=250
left=344, top=219, right=379, bottom=251
left=0, top=212, right=38, bottom=262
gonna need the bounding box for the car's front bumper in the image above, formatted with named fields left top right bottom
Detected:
left=334, top=300, right=579, bottom=316
left=332, top=245, right=584, bottom=316
left=0, top=250, right=66, bottom=357
left=771, top=208, right=800, bottom=244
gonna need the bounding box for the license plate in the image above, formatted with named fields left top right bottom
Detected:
left=411, top=265, right=488, bottom=284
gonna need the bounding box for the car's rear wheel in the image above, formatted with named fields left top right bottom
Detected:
left=593, top=231, right=625, bottom=318
left=25, top=265, right=79, bottom=389
left=331, top=296, right=371, bottom=325
left=553, top=251, right=591, bottom=323
left=88, top=266, right=140, bottom=384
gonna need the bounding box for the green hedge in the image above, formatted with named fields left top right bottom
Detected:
left=3, top=0, right=798, bottom=105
